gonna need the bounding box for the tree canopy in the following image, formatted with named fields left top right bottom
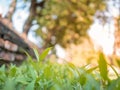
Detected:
left=0, top=0, right=107, bottom=63
left=8, top=0, right=106, bottom=48
left=34, top=0, right=106, bottom=48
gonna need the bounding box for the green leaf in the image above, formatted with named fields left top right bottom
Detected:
left=39, top=47, right=52, bottom=61
left=33, top=48, right=40, bottom=61
left=79, top=74, right=86, bottom=85
left=27, top=65, right=37, bottom=80
left=0, top=65, right=6, bottom=82
left=98, top=52, right=108, bottom=81
left=86, top=66, right=98, bottom=73
left=25, top=81, right=35, bottom=90
left=83, top=74, right=100, bottom=90
left=16, top=76, right=29, bottom=85
left=0, top=65, right=5, bottom=72
left=24, top=50, right=33, bottom=61
left=9, top=66, right=17, bottom=77
left=3, top=78, right=16, bottom=90
left=108, top=78, right=120, bottom=90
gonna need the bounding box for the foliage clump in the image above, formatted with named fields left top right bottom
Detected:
left=0, top=48, right=120, bottom=90
left=36, top=0, right=106, bottom=47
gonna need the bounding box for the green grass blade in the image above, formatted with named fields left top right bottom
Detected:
left=108, top=64, right=119, bottom=78
left=33, top=48, right=40, bottom=61
left=98, top=52, right=108, bottom=81
left=39, top=47, right=52, bottom=61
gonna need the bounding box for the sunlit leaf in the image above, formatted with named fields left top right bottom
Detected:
left=8, top=65, right=17, bottom=77
left=39, top=47, right=52, bottom=61
left=33, top=48, right=40, bottom=61
left=98, top=52, right=108, bottom=81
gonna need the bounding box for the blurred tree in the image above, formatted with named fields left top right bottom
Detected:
left=5, top=0, right=106, bottom=49
left=34, top=0, right=106, bottom=48
left=96, top=0, right=120, bottom=65
left=113, top=0, right=120, bottom=57
left=0, top=0, right=106, bottom=63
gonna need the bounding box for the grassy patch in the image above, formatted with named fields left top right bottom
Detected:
left=0, top=48, right=120, bottom=90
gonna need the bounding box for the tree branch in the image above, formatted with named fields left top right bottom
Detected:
left=5, top=0, right=16, bottom=21
left=36, top=0, right=45, bottom=8
left=23, top=0, right=46, bottom=36
left=23, top=0, right=37, bottom=36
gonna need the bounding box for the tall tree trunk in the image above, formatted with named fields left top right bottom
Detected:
left=5, top=0, right=16, bottom=21
left=23, top=0, right=45, bottom=36
left=113, top=16, right=120, bottom=57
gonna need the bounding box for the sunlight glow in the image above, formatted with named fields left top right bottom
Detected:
left=88, top=22, right=115, bottom=55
